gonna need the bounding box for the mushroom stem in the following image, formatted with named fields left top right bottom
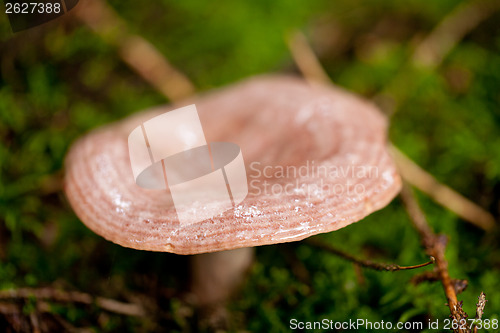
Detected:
left=190, top=247, right=254, bottom=306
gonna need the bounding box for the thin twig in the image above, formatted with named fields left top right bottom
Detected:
left=390, top=145, right=495, bottom=231
left=287, top=30, right=496, bottom=231
left=0, top=288, right=145, bottom=317
left=287, top=31, right=333, bottom=85
left=286, top=31, right=332, bottom=85
left=400, top=183, right=469, bottom=333
left=307, top=239, right=435, bottom=272
left=73, top=0, right=195, bottom=102
left=412, top=0, right=500, bottom=68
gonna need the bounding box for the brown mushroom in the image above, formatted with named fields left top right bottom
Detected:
left=64, top=75, right=401, bottom=313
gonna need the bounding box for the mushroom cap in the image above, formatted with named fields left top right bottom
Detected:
left=64, top=75, right=401, bottom=255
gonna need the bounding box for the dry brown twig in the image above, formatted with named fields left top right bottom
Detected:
left=412, top=0, right=500, bottom=68
left=72, top=0, right=195, bottom=102
left=307, top=239, right=435, bottom=272
left=286, top=31, right=332, bottom=85
left=400, top=184, right=470, bottom=332
left=0, top=287, right=146, bottom=317
left=390, top=146, right=495, bottom=231
left=401, top=185, right=489, bottom=333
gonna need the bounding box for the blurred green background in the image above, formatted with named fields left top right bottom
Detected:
left=1, top=0, right=500, bottom=331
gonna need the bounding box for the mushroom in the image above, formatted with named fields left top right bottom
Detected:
left=64, top=75, right=401, bottom=318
